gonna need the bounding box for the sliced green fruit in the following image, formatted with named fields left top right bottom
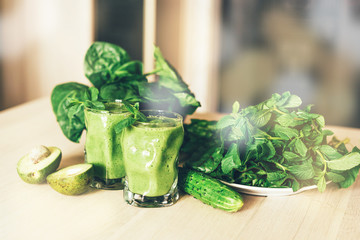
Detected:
left=47, top=163, right=94, bottom=195
left=17, top=146, right=62, bottom=184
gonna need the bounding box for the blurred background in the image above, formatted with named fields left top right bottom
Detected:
left=1, top=0, right=360, bottom=127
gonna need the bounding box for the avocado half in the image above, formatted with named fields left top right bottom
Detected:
left=17, top=146, right=62, bottom=184
left=47, top=163, right=94, bottom=195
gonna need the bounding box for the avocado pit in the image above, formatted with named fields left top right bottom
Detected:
left=28, top=145, right=51, bottom=164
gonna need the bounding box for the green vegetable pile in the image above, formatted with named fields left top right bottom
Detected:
left=181, top=92, right=360, bottom=192
left=51, top=41, right=200, bottom=143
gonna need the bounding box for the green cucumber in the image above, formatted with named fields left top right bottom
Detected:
left=178, top=168, right=244, bottom=212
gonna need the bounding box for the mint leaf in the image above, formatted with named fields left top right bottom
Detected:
left=318, top=145, right=342, bottom=160
left=292, top=179, right=300, bottom=192
left=250, top=109, right=272, bottom=127
left=304, top=104, right=313, bottom=112
left=316, top=115, right=325, bottom=128
left=294, top=139, right=307, bottom=157
left=135, top=111, right=148, bottom=122
left=326, top=172, right=345, bottom=183
left=114, top=116, right=136, bottom=133
left=122, top=101, right=136, bottom=114
left=188, top=146, right=223, bottom=174
left=281, top=94, right=302, bottom=108
left=283, top=151, right=301, bottom=161
left=288, top=161, right=315, bottom=180
left=267, top=171, right=287, bottom=182
left=90, top=101, right=106, bottom=109
left=221, top=143, right=240, bottom=174
left=276, top=114, right=305, bottom=127
left=232, top=101, right=240, bottom=114
left=257, top=140, right=276, bottom=160
left=317, top=176, right=327, bottom=192
left=338, top=165, right=360, bottom=188
left=122, top=101, right=148, bottom=122
left=274, top=92, right=290, bottom=107
left=216, top=115, right=236, bottom=129
left=221, top=156, right=236, bottom=174
left=273, top=125, right=298, bottom=140
left=327, top=152, right=360, bottom=171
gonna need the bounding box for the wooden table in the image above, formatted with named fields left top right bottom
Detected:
left=1, top=97, right=360, bottom=240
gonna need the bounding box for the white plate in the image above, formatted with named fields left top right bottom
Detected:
left=221, top=181, right=322, bottom=197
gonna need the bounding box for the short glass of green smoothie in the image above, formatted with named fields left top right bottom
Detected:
left=122, top=110, right=184, bottom=207
left=84, top=100, right=130, bottom=190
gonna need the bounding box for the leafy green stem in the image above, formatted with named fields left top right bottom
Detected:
left=114, top=101, right=148, bottom=134
left=311, top=119, right=322, bottom=134
left=254, top=136, right=283, bottom=141
left=275, top=162, right=289, bottom=172
left=334, top=138, right=350, bottom=149
left=272, top=107, right=286, bottom=115
left=143, top=68, right=162, bottom=76
left=316, top=150, right=327, bottom=174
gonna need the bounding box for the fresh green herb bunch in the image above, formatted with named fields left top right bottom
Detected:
left=51, top=42, right=200, bottom=143
left=66, top=86, right=147, bottom=135
left=113, top=101, right=148, bottom=133
left=182, top=92, right=360, bottom=192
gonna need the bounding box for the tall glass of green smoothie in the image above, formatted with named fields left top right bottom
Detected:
left=84, top=100, right=130, bottom=189
left=122, top=110, right=184, bottom=207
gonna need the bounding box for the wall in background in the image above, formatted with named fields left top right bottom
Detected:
left=2, top=0, right=359, bottom=128
left=0, top=0, right=219, bottom=114
left=219, top=0, right=360, bottom=127
left=0, top=0, right=93, bottom=110
left=94, top=0, right=143, bottom=61
left=155, top=0, right=221, bottom=113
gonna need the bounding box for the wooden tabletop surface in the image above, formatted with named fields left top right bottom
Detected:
left=1, top=97, right=360, bottom=240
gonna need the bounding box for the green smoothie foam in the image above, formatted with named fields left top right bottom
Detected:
left=122, top=116, right=184, bottom=197
left=84, top=102, right=130, bottom=183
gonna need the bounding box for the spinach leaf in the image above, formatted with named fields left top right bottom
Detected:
left=113, top=60, right=143, bottom=77
left=51, top=82, right=89, bottom=143
left=84, top=41, right=130, bottom=88
left=152, top=46, right=200, bottom=115
left=99, top=82, right=143, bottom=103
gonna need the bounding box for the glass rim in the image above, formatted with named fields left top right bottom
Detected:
left=134, top=109, right=183, bottom=126
left=84, top=99, right=127, bottom=114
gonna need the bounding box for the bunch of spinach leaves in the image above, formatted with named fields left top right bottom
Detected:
left=51, top=41, right=200, bottom=143
left=182, top=92, right=360, bottom=192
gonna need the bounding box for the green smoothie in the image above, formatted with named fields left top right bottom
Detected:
left=84, top=102, right=130, bottom=188
left=122, top=114, right=184, bottom=197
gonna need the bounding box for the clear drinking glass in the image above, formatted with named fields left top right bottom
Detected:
left=84, top=100, right=130, bottom=189
left=122, top=110, right=184, bottom=207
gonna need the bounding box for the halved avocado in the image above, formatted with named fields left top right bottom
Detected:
left=47, top=163, right=94, bottom=195
left=17, top=146, right=62, bottom=184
